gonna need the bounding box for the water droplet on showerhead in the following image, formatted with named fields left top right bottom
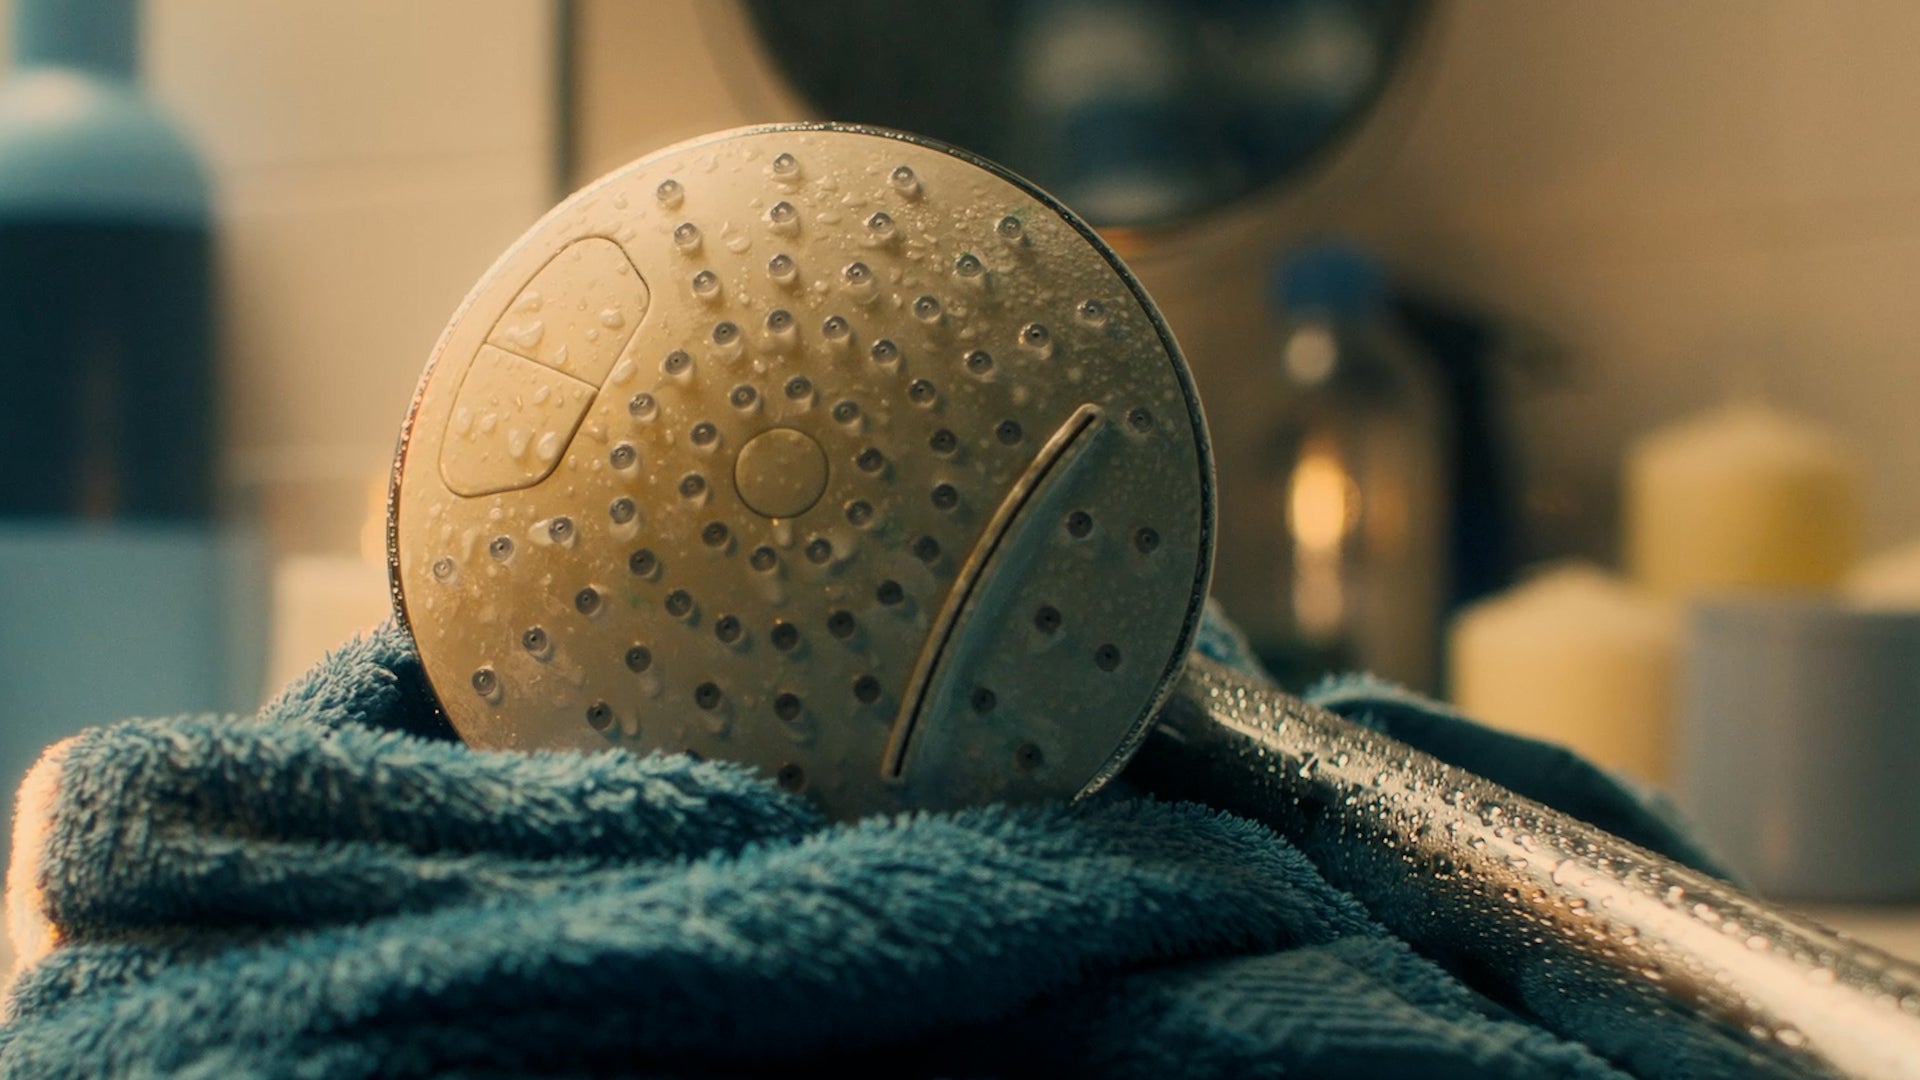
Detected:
left=692, top=269, right=721, bottom=300
left=610, top=443, right=637, bottom=469
left=673, top=222, right=701, bottom=251
left=996, top=215, right=1024, bottom=241
left=629, top=392, right=658, bottom=420
left=770, top=151, right=799, bottom=177
left=913, top=295, right=942, bottom=322
left=955, top=253, right=983, bottom=278
left=767, top=253, right=797, bottom=285
left=889, top=164, right=920, bottom=196
left=656, top=178, right=684, bottom=208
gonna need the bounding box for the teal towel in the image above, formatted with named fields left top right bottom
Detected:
left=0, top=606, right=1715, bottom=1078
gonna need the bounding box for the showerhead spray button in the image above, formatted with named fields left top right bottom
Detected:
left=734, top=428, right=830, bottom=519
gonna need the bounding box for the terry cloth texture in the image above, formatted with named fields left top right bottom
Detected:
left=0, top=602, right=1720, bottom=1079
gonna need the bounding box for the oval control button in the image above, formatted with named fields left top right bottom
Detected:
left=487, top=237, right=648, bottom=387
left=439, top=345, right=597, bottom=496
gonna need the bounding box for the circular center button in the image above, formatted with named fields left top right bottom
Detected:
left=734, top=427, right=830, bottom=519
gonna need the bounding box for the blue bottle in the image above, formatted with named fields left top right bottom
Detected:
left=0, top=0, right=251, bottom=881
left=0, top=0, right=213, bottom=518
left=1246, top=241, right=1450, bottom=692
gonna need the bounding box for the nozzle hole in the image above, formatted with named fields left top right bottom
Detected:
left=770, top=621, right=799, bottom=651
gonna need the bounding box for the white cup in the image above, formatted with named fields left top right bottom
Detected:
left=1680, top=599, right=1920, bottom=901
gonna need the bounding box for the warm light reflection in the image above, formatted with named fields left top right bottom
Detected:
left=1287, top=444, right=1360, bottom=639
left=1287, top=447, right=1357, bottom=552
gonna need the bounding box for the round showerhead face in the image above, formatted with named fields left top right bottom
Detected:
left=389, top=124, right=1214, bottom=820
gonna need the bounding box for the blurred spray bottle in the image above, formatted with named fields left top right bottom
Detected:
left=0, top=0, right=258, bottom=866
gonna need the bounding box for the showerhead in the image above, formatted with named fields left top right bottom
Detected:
left=390, top=124, right=1213, bottom=821
left=391, top=123, right=1920, bottom=1080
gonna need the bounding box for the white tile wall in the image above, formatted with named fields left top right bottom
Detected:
left=1326, top=1, right=1920, bottom=562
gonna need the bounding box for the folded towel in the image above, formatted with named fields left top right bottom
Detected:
left=0, top=603, right=1718, bottom=1079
